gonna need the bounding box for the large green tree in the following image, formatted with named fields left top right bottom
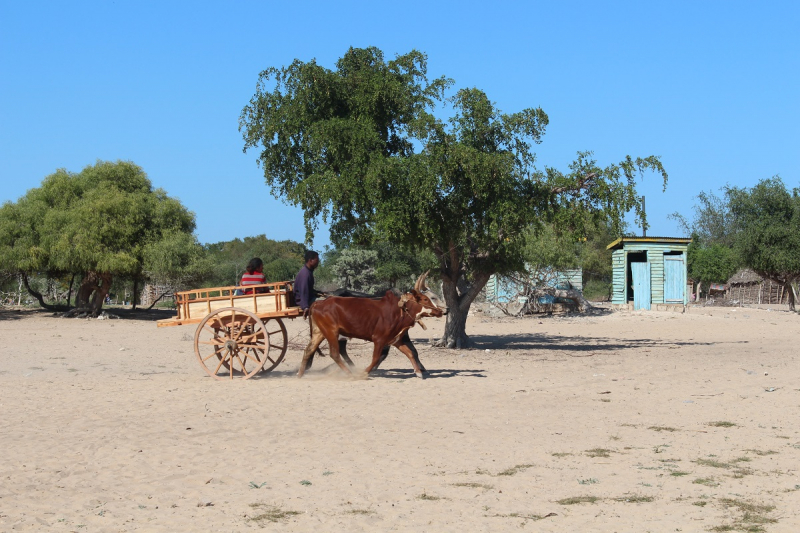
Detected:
left=0, top=160, right=201, bottom=315
left=728, top=177, right=800, bottom=311
left=240, top=47, right=667, bottom=347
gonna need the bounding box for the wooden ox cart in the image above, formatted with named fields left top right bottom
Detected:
left=157, top=281, right=304, bottom=380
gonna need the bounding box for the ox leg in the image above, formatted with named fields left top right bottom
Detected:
left=337, top=338, right=356, bottom=368
left=363, top=343, right=388, bottom=377
left=298, top=320, right=325, bottom=378
left=371, top=345, right=392, bottom=371
left=326, top=335, right=355, bottom=377
left=393, top=337, right=426, bottom=379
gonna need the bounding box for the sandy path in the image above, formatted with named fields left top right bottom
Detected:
left=1, top=306, right=799, bottom=532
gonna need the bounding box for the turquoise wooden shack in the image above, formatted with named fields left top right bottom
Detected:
left=607, top=237, right=692, bottom=311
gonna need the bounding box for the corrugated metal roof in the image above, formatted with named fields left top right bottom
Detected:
left=606, top=236, right=692, bottom=250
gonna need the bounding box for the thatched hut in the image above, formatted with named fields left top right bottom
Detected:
left=726, top=269, right=791, bottom=305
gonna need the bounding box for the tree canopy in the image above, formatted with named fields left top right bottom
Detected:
left=0, top=160, right=202, bottom=315
left=670, top=189, right=741, bottom=291
left=728, top=177, right=800, bottom=310
left=240, top=47, right=668, bottom=347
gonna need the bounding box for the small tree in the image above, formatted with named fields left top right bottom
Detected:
left=241, top=47, right=667, bottom=347
left=728, top=177, right=800, bottom=311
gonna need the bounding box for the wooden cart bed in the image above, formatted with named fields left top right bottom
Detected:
left=156, top=280, right=303, bottom=327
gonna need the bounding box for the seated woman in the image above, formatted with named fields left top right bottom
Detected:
left=239, top=257, right=268, bottom=294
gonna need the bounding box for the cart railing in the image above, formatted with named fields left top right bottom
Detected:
left=156, top=280, right=302, bottom=327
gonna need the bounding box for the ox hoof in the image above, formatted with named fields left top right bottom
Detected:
left=415, top=371, right=425, bottom=379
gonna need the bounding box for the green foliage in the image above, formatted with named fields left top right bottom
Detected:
left=241, top=47, right=667, bottom=346
left=672, top=188, right=741, bottom=287
left=681, top=178, right=800, bottom=308
left=323, top=242, right=436, bottom=292
left=0, top=160, right=201, bottom=310
left=686, top=240, right=740, bottom=285
left=521, top=219, right=616, bottom=298
left=671, top=190, right=736, bottom=247
left=728, top=177, right=800, bottom=279
left=202, top=234, right=305, bottom=287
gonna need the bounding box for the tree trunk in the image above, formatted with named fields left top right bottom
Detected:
left=435, top=269, right=491, bottom=349
left=132, top=278, right=138, bottom=310
left=67, top=274, right=75, bottom=308
left=786, top=280, right=796, bottom=312
left=73, top=271, right=112, bottom=317
left=146, top=289, right=171, bottom=310
left=21, top=273, right=69, bottom=311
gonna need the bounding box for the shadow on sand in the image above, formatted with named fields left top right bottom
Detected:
left=0, top=306, right=177, bottom=322
left=464, top=332, right=729, bottom=353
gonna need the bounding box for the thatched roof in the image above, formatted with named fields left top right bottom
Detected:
left=728, top=269, right=762, bottom=285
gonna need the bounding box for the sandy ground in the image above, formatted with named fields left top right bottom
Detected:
left=1, top=303, right=800, bottom=532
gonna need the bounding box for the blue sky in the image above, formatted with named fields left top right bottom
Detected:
left=2, top=1, right=797, bottom=250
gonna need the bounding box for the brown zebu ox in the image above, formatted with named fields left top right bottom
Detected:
left=297, top=273, right=445, bottom=379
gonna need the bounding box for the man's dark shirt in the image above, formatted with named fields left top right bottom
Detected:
left=294, top=265, right=316, bottom=310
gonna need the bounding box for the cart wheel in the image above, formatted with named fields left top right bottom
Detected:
left=260, top=318, right=288, bottom=373
left=194, top=307, right=268, bottom=380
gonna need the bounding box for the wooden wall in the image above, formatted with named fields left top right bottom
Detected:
left=610, top=243, right=689, bottom=306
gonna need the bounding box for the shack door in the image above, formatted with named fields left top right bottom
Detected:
left=631, top=262, right=651, bottom=310
left=664, top=257, right=685, bottom=303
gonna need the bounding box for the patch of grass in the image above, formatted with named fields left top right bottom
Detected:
left=693, top=501, right=708, bottom=507
left=451, top=482, right=494, bottom=490
left=648, top=426, right=679, bottom=432
left=732, top=467, right=754, bottom=478
left=248, top=504, right=301, bottom=524
left=497, top=464, right=535, bottom=476
left=613, top=494, right=654, bottom=503
left=743, top=449, right=778, bottom=456
left=578, top=478, right=598, bottom=485
left=693, top=477, right=719, bottom=487
left=551, top=452, right=572, bottom=457
left=695, top=458, right=732, bottom=469
left=417, top=492, right=442, bottom=501
left=670, top=471, right=690, bottom=477
left=711, top=498, right=778, bottom=532
left=557, top=496, right=599, bottom=505
left=345, top=509, right=375, bottom=515
left=708, top=421, right=737, bottom=428
left=585, top=448, right=612, bottom=458
left=719, top=498, right=775, bottom=515
left=322, top=471, right=334, bottom=476
left=299, top=480, right=312, bottom=486
left=487, top=512, right=554, bottom=523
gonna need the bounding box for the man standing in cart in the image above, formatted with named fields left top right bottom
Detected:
left=295, top=250, right=322, bottom=317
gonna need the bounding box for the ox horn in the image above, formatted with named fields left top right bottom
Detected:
left=414, top=270, right=430, bottom=292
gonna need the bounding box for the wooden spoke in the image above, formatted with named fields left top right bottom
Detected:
left=194, top=307, right=265, bottom=380
left=213, top=352, right=227, bottom=375
left=259, top=318, right=288, bottom=373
